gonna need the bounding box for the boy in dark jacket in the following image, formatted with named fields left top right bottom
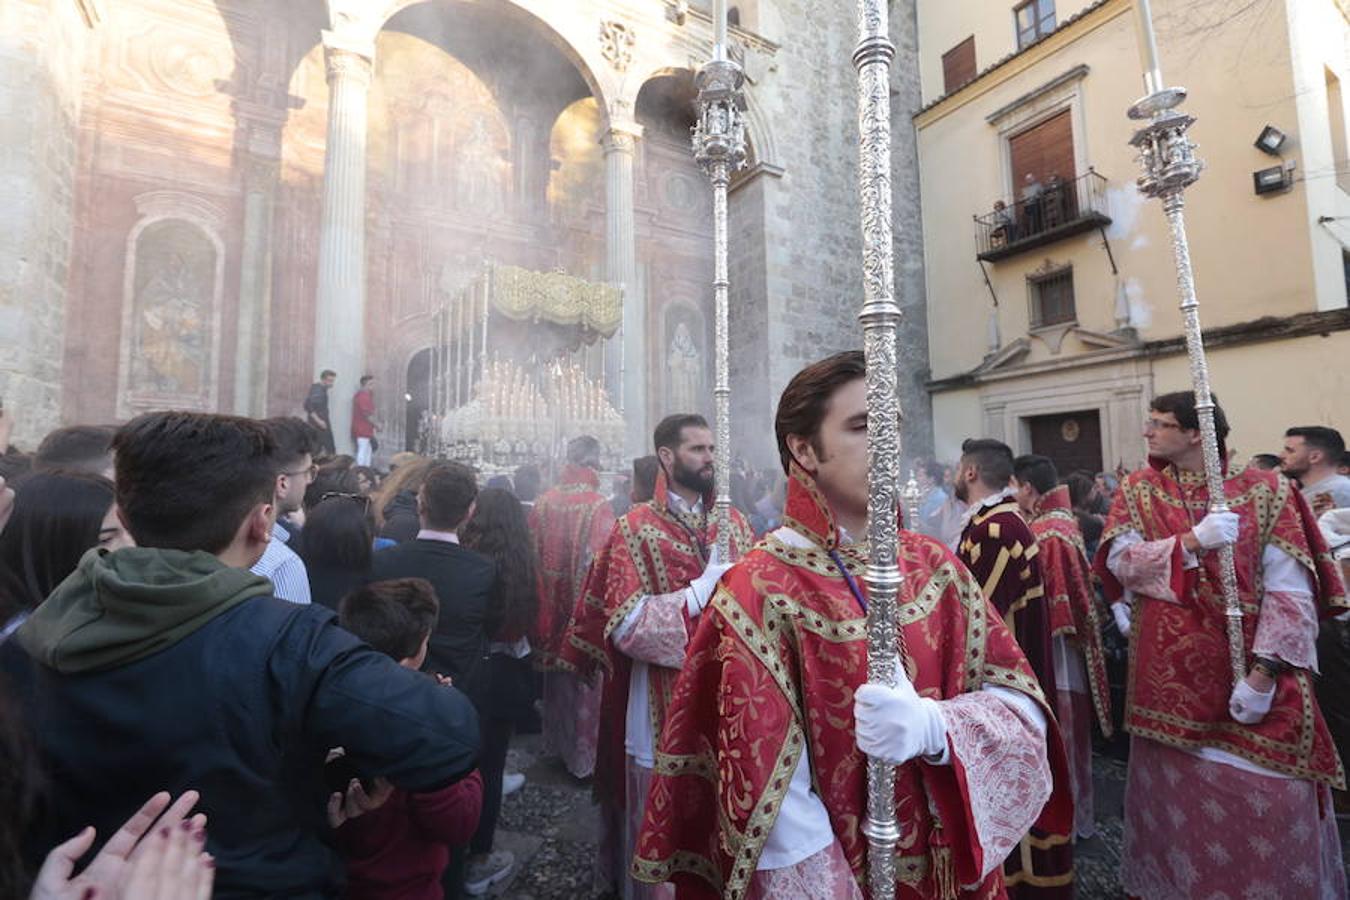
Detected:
left=335, top=578, right=484, bottom=900
left=0, top=412, right=480, bottom=898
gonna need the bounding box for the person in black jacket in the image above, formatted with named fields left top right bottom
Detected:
left=0, top=411, right=479, bottom=899
left=305, top=370, right=337, bottom=457
left=368, top=462, right=512, bottom=895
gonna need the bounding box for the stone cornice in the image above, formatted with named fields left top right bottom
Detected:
left=927, top=309, right=1350, bottom=392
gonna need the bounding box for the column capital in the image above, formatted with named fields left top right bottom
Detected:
left=602, top=120, right=644, bottom=155
left=321, top=31, right=375, bottom=86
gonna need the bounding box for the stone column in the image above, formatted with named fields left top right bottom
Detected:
left=314, top=34, right=374, bottom=453
left=234, top=120, right=281, bottom=417
left=603, top=118, right=645, bottom=458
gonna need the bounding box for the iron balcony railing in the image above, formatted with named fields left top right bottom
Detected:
left=975, top=169, right=1112, bottom=262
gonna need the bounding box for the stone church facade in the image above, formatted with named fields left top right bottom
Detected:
left=1, top=0, right=934, bottom=466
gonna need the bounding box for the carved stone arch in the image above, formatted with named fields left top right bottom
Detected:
left=623, top=65, right=777, bottom=172
left=358, top=0, right=611, bottom=114
left=117, top=192, right=229, bottom=419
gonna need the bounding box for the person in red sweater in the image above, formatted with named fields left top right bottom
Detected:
left=352, top=375, right=378, bottom=466
left=334, top=577, right=484, bottom=900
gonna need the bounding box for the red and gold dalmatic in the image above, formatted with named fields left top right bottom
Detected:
left=559, top=470, right=753, bottom=812
left=633, top=465, right=1071, bottom=900
left=531, top=464, right=616, bottom=669
left=531, top=463, right=616, bottom=778
left=1027, top=486, right=1111, bottom=843
left=1094, top=462, right=1346, bottom=782
left=1028, top=487, right=1111, bottom=735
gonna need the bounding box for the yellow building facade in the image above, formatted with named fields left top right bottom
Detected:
left=915, top=0, right=1350, bottom=473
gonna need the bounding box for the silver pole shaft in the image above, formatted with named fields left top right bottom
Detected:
left=712, top=161, right=732, bottom=562
left=854, top=0, right=903, bottom=893
left=692, top=51, right=747, bottom=562
left=1128, top=0, right=1244, bottom=685
left=1163, top=194, right=1245, bottom=684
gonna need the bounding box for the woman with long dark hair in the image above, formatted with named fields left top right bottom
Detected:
left=458, top=487, right=539, bottom=890
left=300, top=494, right=374, bottom=610
left=0, top=472, right=130, bottom=638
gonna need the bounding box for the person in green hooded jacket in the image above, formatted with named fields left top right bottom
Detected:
left=0, top=411, right=480, bottom=899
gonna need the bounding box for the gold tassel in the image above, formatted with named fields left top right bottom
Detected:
left=931, top=843, right=957, bottom=900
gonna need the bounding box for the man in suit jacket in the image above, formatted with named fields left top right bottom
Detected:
left=369, top=462, right=515, bottom=895
left=370, top=461, right=494, bottom=702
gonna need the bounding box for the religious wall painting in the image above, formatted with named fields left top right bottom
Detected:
left=117, top=204, right=224, bottom=419
left=369, top=31, right=511, bottom=218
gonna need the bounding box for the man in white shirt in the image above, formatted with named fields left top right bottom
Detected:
left=250, top=418, right=314, bottom=605
left=1281, top=425, right=1350, bottom=515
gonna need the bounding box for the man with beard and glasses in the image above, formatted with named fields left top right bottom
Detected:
left=954, top=438, right=1070, bottom=897
left=561, top=413, right=753, bottom=899
left=632, top=352, right=1068, bottom=899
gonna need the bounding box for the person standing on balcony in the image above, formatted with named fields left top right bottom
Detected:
left=1021, top=172, right=1044, bottom=236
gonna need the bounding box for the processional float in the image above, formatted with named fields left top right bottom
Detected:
left=692, top=0, right=747, bottom=561
left=420, top=263, right=626, bottom=476
left=1128, top=0, right=1244, bottom=684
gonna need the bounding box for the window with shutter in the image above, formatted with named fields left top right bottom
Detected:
left=941, top=36, right=977, bottom=95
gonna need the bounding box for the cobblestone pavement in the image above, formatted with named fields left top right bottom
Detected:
left=491, top=734, right=1350, bottom=899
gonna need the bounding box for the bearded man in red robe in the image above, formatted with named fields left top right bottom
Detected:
left=1013, top=454, right=1112, bottom=842
left=531, top=434, right=616, bottom=778
left=1094, top=391, right=1347, bottom=899
left=634, top=352, right=1070, bottom=899
left=560, top=413, right=753, bottom=899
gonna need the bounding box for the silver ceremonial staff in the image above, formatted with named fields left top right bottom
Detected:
left=1128, top=0, right=1244, bottom=685
left=853, top=0, right=907, bottom=894
left=692, top=33, right=747, bottom=563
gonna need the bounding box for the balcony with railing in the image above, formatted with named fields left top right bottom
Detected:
left=975, top=169, right=1112, bottom=262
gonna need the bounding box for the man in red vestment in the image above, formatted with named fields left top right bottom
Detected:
left=1013, top=455, right=1112, bottom=841
left=351, top=375, right=378, bottom=466
left=1094, top=391, right=1347, bottom=899
left=954, top=439, right=1070, bottom=897
left=531, top=435, right=616, bottom=778
left=560, top=413, right=753, bottom=899
left=634, top=352, right=1070, bottom=900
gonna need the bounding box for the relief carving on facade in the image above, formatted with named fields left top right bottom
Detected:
left=599, top=19, right=635, bottom=72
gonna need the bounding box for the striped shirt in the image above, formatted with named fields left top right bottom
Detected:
left=250, top=522, right=311, bottom=605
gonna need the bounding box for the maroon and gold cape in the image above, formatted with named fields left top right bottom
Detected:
left=1028, top=486, right=1112, bottom=738
left=530, top=463, right=616, bottom=669
left=1093, top=460, right=1347, bottom=786
left=634, top=464, right=1071, bottom=899
left=559, top=470, right=753, bottom=810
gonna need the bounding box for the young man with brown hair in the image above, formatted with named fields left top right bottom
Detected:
left=562, top=413, right=753, bottom=899
left=634, top=352, right=1068, bottom=899
left=335, top=577, right=485, bottom=900
left=1013, top=454, right=1112, bottom=842
left=0, top=411, right=479, bottom=897
left=1095, top=391, right=1346, bottom=898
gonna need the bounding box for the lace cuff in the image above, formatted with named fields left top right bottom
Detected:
left=1254, top=590, right=1319, bottom=672
left=612, top=592, right=689, bottom=668
left=1109, top=536, right=1184, bottom=604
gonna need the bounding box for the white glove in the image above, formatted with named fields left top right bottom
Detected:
left=1111, top=601, right=1132, bottom=638
left=1229, top=677, right=1275, bottom=724
left=1191, top=511, right=1240, bottom=550
left=687, top=561, right=733, bottom=615
left=854, top=680, right=948, bottom=765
